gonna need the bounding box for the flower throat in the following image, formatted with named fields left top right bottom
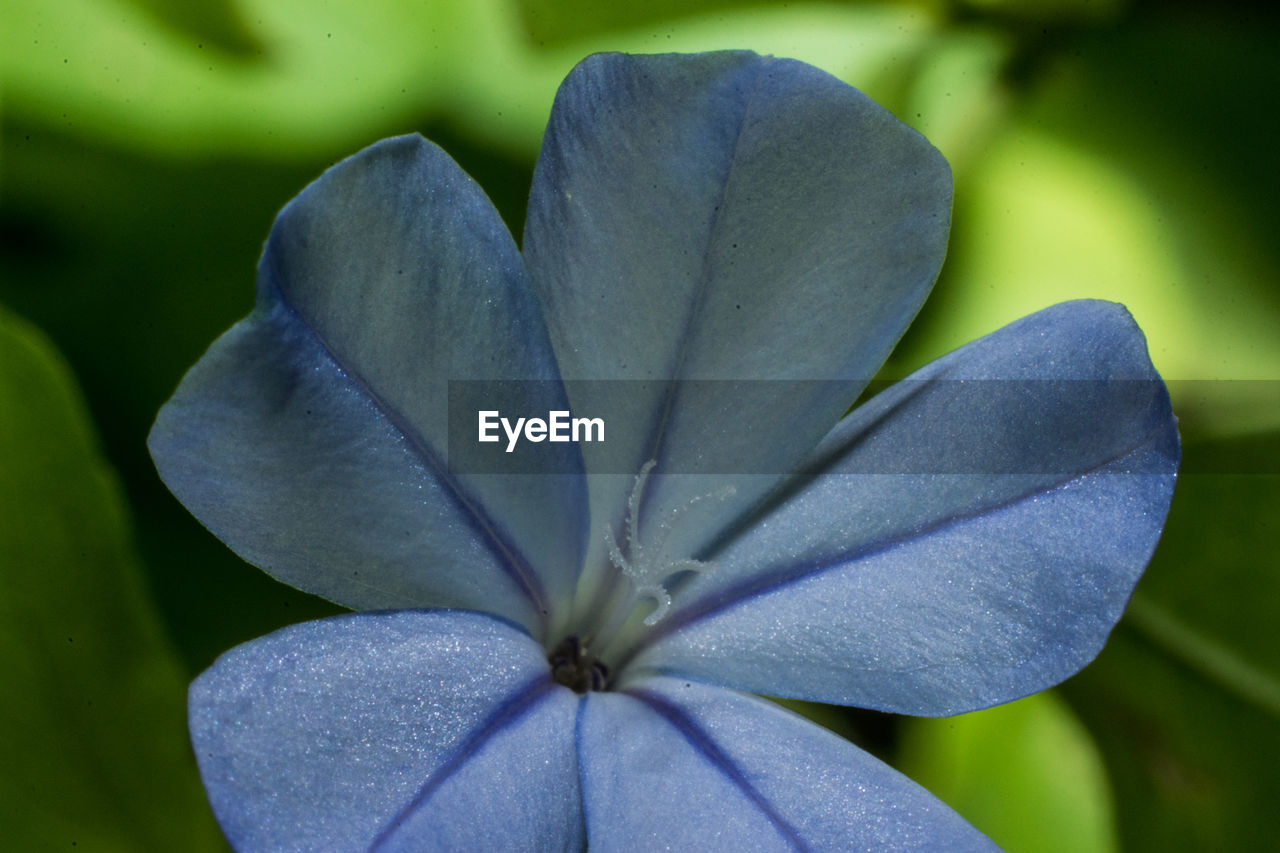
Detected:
left=547, top=460, right=732, bottom=692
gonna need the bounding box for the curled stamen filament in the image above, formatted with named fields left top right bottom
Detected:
left=587, top=461, right=734, bottom=657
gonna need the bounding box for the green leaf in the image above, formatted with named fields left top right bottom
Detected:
left=0, top=305, right=225, bottom=851
left=3, top=0, right=941, bottom=160
left=958, top=0, right=1127, bottom=21
left=2, top=0, right=478, bottom=157
left=1061, top=433, right=1280, bottom=851
left=889, top=8, right=1280, bottom=438
left=897, top=692, right=1118, bottom=853
left=121, top=0, right=263, bottom=57
left=518, top=0, right=774, bottom=43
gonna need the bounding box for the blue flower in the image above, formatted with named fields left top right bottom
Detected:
left=150, top=51, right=1178, bottom=851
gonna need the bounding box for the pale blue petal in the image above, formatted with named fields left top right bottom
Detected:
left=629, top=301, right=1179, bottom=715
left=579, top=676, right=995, bottom=851
left=523, top=51, right=952, bottom=568
left=190, top=610, right=582, bottom=852
left=150, top=135, right=584, bottom=634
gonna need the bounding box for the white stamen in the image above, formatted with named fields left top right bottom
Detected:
left=602, top=460, right=734, bottom=627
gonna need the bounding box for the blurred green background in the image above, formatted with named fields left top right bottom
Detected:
left=2, top=0, right=1277, bottom=850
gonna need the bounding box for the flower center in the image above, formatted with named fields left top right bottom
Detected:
left=547, top=635, right=609, bottom=693
left=548, top=461, right=733, bottom=691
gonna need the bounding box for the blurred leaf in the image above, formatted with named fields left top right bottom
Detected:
left=1062, top=434, right=1280, bottom=851
left=0, top=304, right=225, bottom=851
left=1130, top=434, right=1280, bottom=696
left=899, top=26, right=1013, bottom=172
left=3, top=0, right=487, bottom=157
left=959, top=0, right=1126, bottom=21
left=891, top=7, right=1280, bottom=438
left=1179, top=426, right=1280, bottom=475
left=518, top=0, right=824, bottom=42
left=4, top=0, right=944, bottom=160
left=123, top=0, right=262, bottom=57
left=897, top=693, right=1118, bottom=853
left=904, top=126, right=1215, bottom=376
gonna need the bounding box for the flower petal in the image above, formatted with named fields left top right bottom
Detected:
left=579, top=676, right=995, bottom=851
left=629, top=301, right=1179, bottom=715
left=523, top=51, right=952, bottom=562
left=190, top=610, right=582, bottom=852
left=149, top=135, right=584, bottom=633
